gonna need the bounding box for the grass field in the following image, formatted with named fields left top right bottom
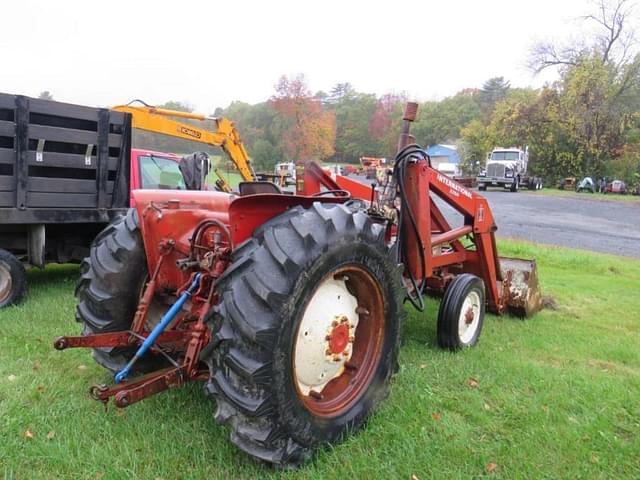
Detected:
left=0, top=241, right=638, bottom=479
left=523, top=187, right=640, bottom=203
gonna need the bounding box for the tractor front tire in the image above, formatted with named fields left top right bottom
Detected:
left=437, top=274, right=485, bottom=351
left=0, top=249, right=26, bottom=308
left=75, top=209, right=164, bottom=374
left=203, top=203, right=404, bottom=467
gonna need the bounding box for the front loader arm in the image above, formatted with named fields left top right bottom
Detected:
left=399, top=160, right=504, bottom=313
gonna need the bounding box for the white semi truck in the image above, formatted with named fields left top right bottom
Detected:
left=476, top=147, right=543, bottom=192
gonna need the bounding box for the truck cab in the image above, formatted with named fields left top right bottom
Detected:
left=130, top=149, right=185, bottom=206
left=477, top=147, right=534, bottom=192
left=274, top=162, right=296, bottom=185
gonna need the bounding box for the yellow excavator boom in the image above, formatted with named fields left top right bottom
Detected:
left=111, top=104, right=255, bottom=186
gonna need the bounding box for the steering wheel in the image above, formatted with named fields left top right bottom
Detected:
left=311, top=189, right=351, bottom=199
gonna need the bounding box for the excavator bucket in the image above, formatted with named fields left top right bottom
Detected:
left=498, top=257, right=542, bottom=318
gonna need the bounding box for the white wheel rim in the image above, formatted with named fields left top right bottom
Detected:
left=294, top=276, right=359, bottom=396
left=458, top=290, right=481, bottom=344
left=0, top=262, right=12, bottom=303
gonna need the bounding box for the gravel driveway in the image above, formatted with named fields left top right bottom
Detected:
left=347, top=174, right=640, bottom=257
left=438, top=190, right=640, bottom=257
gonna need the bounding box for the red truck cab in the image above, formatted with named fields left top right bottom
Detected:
left=130, top=149, right=185, bottom=207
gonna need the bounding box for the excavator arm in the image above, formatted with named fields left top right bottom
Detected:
left=111, top=104, right=255, bottom=190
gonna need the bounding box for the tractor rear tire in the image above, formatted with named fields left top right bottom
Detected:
left=202, top=203, right=404, bottom=467
left=75, top=209, right=164, bottom=374
left=437, top=274, right=485, bottom=351
left=0, top=249, right=26, bottom=308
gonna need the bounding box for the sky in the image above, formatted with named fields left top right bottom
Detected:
left=1, top=0, right=632, bottom=113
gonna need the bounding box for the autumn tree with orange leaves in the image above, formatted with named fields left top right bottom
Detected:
left=369, top=93, right=407, bottom=156
left=270, top=74, right=336, bottom=161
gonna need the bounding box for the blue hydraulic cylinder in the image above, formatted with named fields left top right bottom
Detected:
left=114, top=273, right=202, bottom=384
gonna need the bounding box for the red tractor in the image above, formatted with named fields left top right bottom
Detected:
left=55, top=103, right=541, bottom=467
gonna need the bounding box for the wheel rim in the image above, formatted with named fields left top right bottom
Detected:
left=293, top=264, right=385, bottom=417
left=0, top=261, right=12, bottom=304
left=458, top=290, right=481, bottom=344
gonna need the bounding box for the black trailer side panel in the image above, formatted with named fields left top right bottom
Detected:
left=0, top=93, right=130, bottom=223
left=15, top=95, right=29, bottom=210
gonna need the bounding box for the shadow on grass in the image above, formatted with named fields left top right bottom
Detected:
left=27, top=263, right=79, bottom=286
left=401, top=296, right=440, bottom=349
left=21, top=263, right=81, bottom=308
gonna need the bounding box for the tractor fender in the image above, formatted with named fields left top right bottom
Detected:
left=227, top=194, right=346, bottom=245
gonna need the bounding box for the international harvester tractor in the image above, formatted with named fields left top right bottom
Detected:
left=54, top=103, right=541, bottom=467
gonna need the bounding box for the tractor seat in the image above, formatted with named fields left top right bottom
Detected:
left=238, top=181, right=282, bottom=196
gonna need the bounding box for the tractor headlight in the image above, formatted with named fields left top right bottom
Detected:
left=505, top=168, right=513, bottom=178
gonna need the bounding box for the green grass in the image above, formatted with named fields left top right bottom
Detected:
left=208, top=155, right=243, bottom=189
left=210, top=170, right=243, bottom=189
left=523, top=187, right=640, bottom=203
left=0, top=241, right=639, bottom=479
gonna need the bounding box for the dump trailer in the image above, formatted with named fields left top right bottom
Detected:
left=55, top=103, right=542, bottom=468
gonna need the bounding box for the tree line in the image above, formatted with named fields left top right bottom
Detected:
left=212, top=0, right=640, bottom=184
left=38, top=1, right=640, bottom=185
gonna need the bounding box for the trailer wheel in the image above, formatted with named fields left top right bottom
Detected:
left=203, top=203, right=404, bottom=467
left=75, top=209, right=166, bottom=374
left=437, top=274, right=485, bottom=351
left=0, top=249, right=26, bottom=308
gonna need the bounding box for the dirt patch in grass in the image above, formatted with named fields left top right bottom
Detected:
left=586, top=359, right=640, bottom=376
left=541, top=295, right=559, bottom=310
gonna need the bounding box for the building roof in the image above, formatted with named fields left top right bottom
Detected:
left=426, top=144, right=461, bottom=164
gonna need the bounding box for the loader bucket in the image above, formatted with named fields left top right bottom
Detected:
left=498, top=257, right=542, bottom=318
